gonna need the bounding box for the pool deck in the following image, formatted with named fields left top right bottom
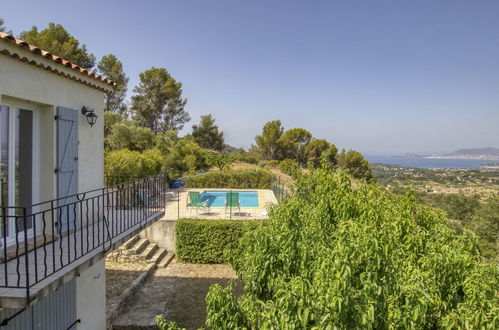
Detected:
left=163, top=188, right=277, bottom=220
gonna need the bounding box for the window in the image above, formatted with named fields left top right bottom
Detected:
left=0, top=106, right=8, bottom=237
left=0, top=104, right=38, bottom=242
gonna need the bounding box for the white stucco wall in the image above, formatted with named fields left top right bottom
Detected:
left=76, top=259, right=107, bottom=330
left=0, top=49, right=108, bottom=197
left=0, top=42, right=112, bottom=329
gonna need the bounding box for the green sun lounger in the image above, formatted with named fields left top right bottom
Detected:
left=188, top=191, right=210, bottom=215
left=225, top=192, right=240, bottom=217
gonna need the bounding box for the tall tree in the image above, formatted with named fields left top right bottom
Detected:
left=303, top=139, right=338, bottom=168
left=255, top=120, right=284, bottom=160
left=131, top=67, right=190, bottom=133
left=98, top=54, right=129, bottom=113
left=337, top=149, right=373, bottom=180
left=279, top=128, right=313, bottom=164
left=19, top=23, right=95, bottom=69
left=192, top=114, right=224, bottom=151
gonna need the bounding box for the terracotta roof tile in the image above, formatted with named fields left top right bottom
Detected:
left=0, top=32, right=116, bottom=91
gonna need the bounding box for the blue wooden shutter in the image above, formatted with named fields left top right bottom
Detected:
left=56, top=107, right=78, bottom=233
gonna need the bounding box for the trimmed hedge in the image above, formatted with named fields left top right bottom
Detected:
left=176, top=219, right=265, bottom=263
left=183, top=169, right=274, bottom=189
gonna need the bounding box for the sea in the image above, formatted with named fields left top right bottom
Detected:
left=365, top=155, right=498, bottom=169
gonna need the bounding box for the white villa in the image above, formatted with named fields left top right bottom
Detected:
left=0, top=32, right=166, bottom=329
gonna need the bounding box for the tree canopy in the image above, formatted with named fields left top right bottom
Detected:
left=131, top=67, right=190, bottom=133
left=192, top=114, right=224, bottom=151
left=206, top=167, right=499, bottom=328
left=303, top=138, right=338, bottom=168
left=19, top=23, right=96, bottom=69
left=106, top=120, right=155, bottom=152
left=278, top=128, right=313, bottom=164
left=255, top=120, right=284, bottom=160
left=98, top=54, right=129, bottom=113
left=337, top=149, right=373, bottom=180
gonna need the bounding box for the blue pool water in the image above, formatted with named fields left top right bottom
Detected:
left=200, top=191, right=259, bottom=207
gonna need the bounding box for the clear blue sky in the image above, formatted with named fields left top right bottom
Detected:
left=2, top=0, right=499, bottom=154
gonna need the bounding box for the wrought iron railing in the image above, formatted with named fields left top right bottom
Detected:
left=0, top=174, right=166, bottom=298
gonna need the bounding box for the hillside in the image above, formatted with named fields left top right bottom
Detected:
left=426, top=147, right=499, bottom=160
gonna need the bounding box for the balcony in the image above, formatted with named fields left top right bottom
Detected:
left=0, top=175, right=166, bottom=308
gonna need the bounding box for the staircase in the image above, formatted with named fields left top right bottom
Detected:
left=106, top=236, right=175, bottom=329
left=107, top=236, right=173, bottom=268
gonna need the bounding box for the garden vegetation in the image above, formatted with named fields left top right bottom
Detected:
left=205, top=166, right=498, bottom=328
left=176, top=219, right=265, bottom=264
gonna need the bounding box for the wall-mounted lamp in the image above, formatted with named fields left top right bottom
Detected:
left=81, top=106, right=98, bottom=127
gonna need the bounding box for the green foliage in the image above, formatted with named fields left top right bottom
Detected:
left=104, top=112, right=124, bottom=137
left=192, top=114, right=224, bottom=151
left=279, top=159, right=300, bottom=177
left=106, top=121, right=155, bottom=152
left=131, top=67, right=189, bottom=133
left=163, top=136, right=206, bottom=178
left=19, top=23, right=95, bottom=69
left=176, top=219, right=264, bottom=264
left=231, top=148, right=259, bottom=164
left=98, top=54, right=129, bottom=113
left=105, top=149, right=163, bottom=178
left=206, top=167, right=498, bottom=328
left=422, top=193, right=480, bottom=223
left=155, top=315, right=186, bottom=330
left=465, top=196, right=499, bottom=260
left=303, top=139, right=338, bottom=168
left=337, top=149, right=373, bottom=180
left=278, top=128, right=313, bottom=164
left=183, top=169, right=274, bottom=189
left=255, top=120, right=284, bottom=160
left=205, top=151, right=234, bottom=171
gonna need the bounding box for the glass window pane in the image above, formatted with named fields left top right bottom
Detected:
left=16, top=109, right=33, bottom=231
left=0, top=106, right=8, bottom=237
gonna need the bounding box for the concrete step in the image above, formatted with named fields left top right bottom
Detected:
left=149, top=247, right=167, bottom=263
left=140, top=243, right=158, bottom=261
left=122, top=239, right=149, bottom=256
left=120, top=235, right=141, bottom=250
left=157, top=252, right=175, bottom=268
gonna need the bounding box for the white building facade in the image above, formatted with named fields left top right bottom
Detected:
left=0, top=33, right=165, bottom=329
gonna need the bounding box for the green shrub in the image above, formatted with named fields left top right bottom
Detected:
left=106, top=121, right=156, bottom=152
left=105, top=148, right=163, bottom=179
left=183, top=169, right=274, bottom=189
left=176, top=219, right=265, bottom=263
left=206, top=167, right=499, bottom=328
left=279, top=158, right=300, bottom=177
left=155, top=315, right=185, bottom=330
left=162, top=136, right=206, bottom=178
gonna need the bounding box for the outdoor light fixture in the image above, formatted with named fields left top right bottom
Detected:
left=81, top=106, right=98, bottom=127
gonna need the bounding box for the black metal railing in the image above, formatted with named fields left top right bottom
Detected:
left=0, top=174, right=167, bottom=298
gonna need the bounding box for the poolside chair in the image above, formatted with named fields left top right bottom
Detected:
left=187, top=191, right=211, bottom=216
left=225, top=192, right=240, bottom=218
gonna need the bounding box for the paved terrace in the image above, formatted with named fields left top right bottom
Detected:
left=163, top=188, right=278, bottom=220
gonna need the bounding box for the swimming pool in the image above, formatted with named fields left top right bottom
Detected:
left=199, top=191, right=259, bottom=207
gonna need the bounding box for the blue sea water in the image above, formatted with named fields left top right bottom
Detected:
left=200, top=191, right=259, bottom=207
left=365, top=155, right=496, bottom=169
